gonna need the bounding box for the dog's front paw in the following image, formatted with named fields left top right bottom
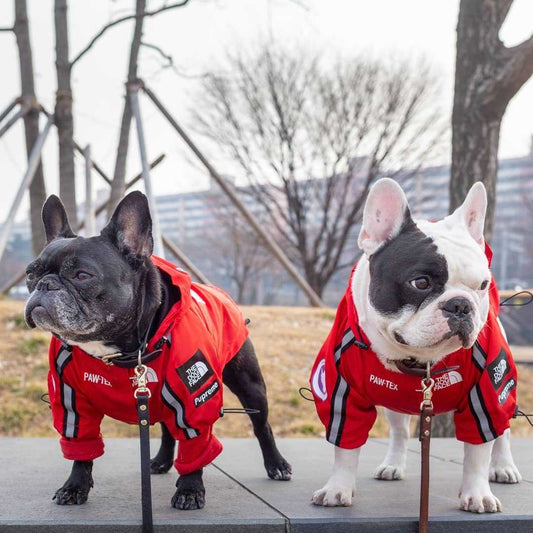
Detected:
left=459, top=483, right=502, bottom=513
left=53, top=460, right=94, bottom=505
left=266, top=456, right=292, bottom=481
left=53, top=485, right=91, bottom=505
left=373, top=462, right=405, bottom=480
left=311, top=484, right=354, bottom=507
left=171, top=470, right=205, bottom=510
left=489, top=461, right=522, bottom=484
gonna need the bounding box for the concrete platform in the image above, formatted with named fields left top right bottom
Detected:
left=1, top=437, right=532, bottom=532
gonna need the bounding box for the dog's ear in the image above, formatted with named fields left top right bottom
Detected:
left=42, top=195, right=76, bottom=243
left=451, top=182, right=487, bottom=248
left=358, top=178, right=412, bottom=256
left=101, top=191, right=153, bottom=264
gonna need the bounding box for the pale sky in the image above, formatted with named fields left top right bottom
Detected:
left=0, top=0, right=532, bottom=222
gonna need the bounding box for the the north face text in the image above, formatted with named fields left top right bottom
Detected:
left=176, top=350, right=214, bottom=393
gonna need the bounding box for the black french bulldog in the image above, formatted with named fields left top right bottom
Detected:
left=24, top=191, right=291, bottom=510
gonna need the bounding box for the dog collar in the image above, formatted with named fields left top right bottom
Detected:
left=391, top=357, right=459, bottom=377
left=100, top=327, right=172, bottom=368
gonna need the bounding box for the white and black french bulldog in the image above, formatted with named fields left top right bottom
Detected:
left=25, top=192, right=291, bottom=510
left=310, top=178, right=520, bottom=513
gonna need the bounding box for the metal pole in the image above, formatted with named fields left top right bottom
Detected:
left=0, top=113, right=54, bottom=263
left=0, top=102, right=30, bottom=139
left=0, top=98, right=19, bottom=125
left=84, top=144, right=96, bottom=236
left=142, top=84, right=325, bottom=307
left=1, top=154, right=167, bottom=296
left=162, top=235, right=212, bottom=285
left=128, top=83, right=165, bottom=258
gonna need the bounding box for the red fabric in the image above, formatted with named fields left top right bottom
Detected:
left=47, top=256, right=249, bottom=474
left=310, top=259, right=517, bottom=449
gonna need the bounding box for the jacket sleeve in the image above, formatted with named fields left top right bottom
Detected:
left=310, top=332, right=377, bottom=449
left=48, top=339, right=105, bottom=461
left=454, top=314, right=517, bottom=444
left=160, top=369, right=224, bottom=475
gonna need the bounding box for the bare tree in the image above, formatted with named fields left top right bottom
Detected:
left=12, top=0, right=47, bottom=254
left=204, top=197, right=273, bottom=304
left=54, top=0, right=77, bottom=225
left=107, top=0, right=147, bottom=218
left=103, top=0, right=190, bottom=216
left=52, top=1, right=193, bottom=223
left=193, top=47, right=446, bottom=296
left=451, top=0, right=533, bottom=241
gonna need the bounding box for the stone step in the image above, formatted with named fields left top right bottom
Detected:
left=1, top=437, right=532, bottom=532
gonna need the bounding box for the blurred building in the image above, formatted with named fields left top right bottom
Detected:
left=3, top=154, right=533, bottom=305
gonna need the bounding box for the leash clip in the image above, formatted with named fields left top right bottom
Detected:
left=134, top=361, right=151, bottom=399
left=417, top=362, right=434, bottom=411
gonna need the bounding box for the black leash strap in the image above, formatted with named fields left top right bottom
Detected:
left=134, top=364, right=154, bottom=533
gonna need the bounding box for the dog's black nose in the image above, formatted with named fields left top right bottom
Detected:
left=441, top=297, right=472, bottom=318
left=36, top=274, right=61, bottom=292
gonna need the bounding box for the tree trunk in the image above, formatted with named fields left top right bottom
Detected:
left=13, top=0, right=46, bottom=255
left=450, top=0, right=533, bottom=242
left=107, top=0, right=146, bottom=218
left=444, top=0, right=533, bottom=438
left=54, top=0, right=77, bottom=225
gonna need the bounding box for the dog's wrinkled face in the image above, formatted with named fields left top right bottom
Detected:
left=354, top=178, right=491, bottom=367
left=24, top=192, right=155, bottom=346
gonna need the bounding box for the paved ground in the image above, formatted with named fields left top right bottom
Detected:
left=1, top=437, right=532, bottom=532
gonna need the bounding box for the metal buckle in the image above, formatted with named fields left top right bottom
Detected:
left=133, top=350, right=151, bottom=398
left=417, top=361, right=434, bottom=410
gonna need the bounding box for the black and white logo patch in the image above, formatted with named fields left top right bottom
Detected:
left=487, top=349, right=511, bottom=390
left=176, top=350, right=214, bottom=393
left=498, top=377, right=516, bottom=405
left=193, top=380, right=220, bottom=408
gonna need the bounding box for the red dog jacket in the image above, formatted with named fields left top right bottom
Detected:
left=310, top=255, right=517, bottom=449
left=48, top=256, right=249, bottom=475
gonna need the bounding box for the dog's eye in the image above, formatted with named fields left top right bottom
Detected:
left=410, top=277, right=430, bottom=290
left=26, top=271, right=36, bottom=282
left=75, top=271, right=92, bottom=281
left=479, top=280, right=489, bottom=291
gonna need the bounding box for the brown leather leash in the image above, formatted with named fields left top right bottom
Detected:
left=417, top=363, right=435, bottom=533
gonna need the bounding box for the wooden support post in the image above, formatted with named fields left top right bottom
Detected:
left=0, top=98, right=19, bottom=125
left=142, top=83, right=325, bottom=307
left=0, top=113, right=53, bottom=263
left=74, top=141, right=112, bottom=186
left=162, top=235, right=212, bottom=285
left=83, top=144, right=96, bottom=236
left=0, top=154, right=168, bottom=296
left=0, top=102, right=30, bottom=139
left=129, top=82, right=165, bottom=258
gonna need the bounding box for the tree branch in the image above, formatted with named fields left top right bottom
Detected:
left=141, top=41, right=174, bottom=67
left=0, top=27, right=14, bottom=32
left=70, top=0, right=190, bottom=70
left=498, top=33, right=533, bottom=103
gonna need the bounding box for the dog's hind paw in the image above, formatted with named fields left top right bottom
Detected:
left=311, top=484, right=354, bottom=507
left=373, top=463, right=405, bottom=480
left=266, top=457, right=292, bottom=481
left=489, top=463, right=522, bottom=484
left=53, top=485, right=91, bottom=505
left=459, top=486, right=502, bottom=513
left=150, top=457, right=173, bottom=475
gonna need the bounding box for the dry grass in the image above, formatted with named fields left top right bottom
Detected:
left=1, top=298, right=532, bottom=440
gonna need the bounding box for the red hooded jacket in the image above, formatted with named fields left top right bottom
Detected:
left=310, top=250, right=517, bottom=449
left=48, top=256, right=249, bottom=475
